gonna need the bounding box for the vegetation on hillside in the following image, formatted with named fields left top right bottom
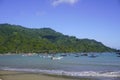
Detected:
left=0, top=23, right=116, bottom=53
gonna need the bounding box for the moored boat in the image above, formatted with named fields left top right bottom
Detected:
left=51, top=56, right=63, bottom=60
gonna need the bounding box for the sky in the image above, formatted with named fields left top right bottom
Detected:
left=0, top=0, right=120, bottom=49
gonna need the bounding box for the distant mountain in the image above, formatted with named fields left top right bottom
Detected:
left=0, top=23, right=116, bottom=53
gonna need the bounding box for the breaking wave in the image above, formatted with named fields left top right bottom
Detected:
left=1, top=67, right=120, bottom=78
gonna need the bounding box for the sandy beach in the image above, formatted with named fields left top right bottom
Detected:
left=0, top=70, right=91, bottom=80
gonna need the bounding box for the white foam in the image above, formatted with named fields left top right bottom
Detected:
left=2, top=67, right=120, bottom=78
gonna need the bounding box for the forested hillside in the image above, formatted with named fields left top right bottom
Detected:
left=0, top=24, right=116, bottom=53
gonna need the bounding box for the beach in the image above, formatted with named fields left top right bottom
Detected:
left=0, top=70, right=91, bottom=80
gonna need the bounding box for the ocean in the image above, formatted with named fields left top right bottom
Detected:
left=0, top=52, right=120, bottom=80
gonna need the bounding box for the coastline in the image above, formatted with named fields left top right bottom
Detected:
left=0, top=70, right=92, bottom=80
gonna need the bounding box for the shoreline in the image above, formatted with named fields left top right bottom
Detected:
left=0, top=70, right=92, bottom=80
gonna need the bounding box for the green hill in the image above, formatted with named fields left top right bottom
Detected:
left=0, top=23, right=116, bottom=53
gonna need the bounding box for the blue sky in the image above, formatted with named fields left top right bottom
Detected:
left=0, top=0, right=120, bottom=49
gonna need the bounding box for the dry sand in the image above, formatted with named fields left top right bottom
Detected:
left=0, top=70, right=91, bottom=80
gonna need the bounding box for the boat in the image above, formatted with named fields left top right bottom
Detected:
left=51, top=56, right=63, bottom=60
left=116, top=52, right=120, bottom=55
left=89, top=54, right=98, bottom=58
left=116, top=52, right=120, bottom=57
left=117, top=55, right=120, bottom=57
left=80, top=53, right=88, bottom=56
left=75, top=55, right=79, bottom=57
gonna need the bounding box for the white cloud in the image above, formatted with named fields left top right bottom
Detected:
left=52, top=0, right=79, bottom=6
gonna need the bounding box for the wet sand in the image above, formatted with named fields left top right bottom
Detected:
left=0, top=70, right=91, bottom=80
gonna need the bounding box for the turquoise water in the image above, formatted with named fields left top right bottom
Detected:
left=0, top=53, right=120, bottom=79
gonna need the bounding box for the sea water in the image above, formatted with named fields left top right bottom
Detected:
left=0, top=53, right=120, bottom=80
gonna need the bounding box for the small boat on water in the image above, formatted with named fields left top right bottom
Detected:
left=116, top=52, right=120, bottom=57
left=117, top=55, right=120, bottom=57
left=116, top=52, right=120, bottom=55
left=89, top=54, right=98, bottom=58
left=51, top=56, right=63, bottom=60
left=80, top=53, right=88, bottom=56
left=75, top=55, right=79, bottom=57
